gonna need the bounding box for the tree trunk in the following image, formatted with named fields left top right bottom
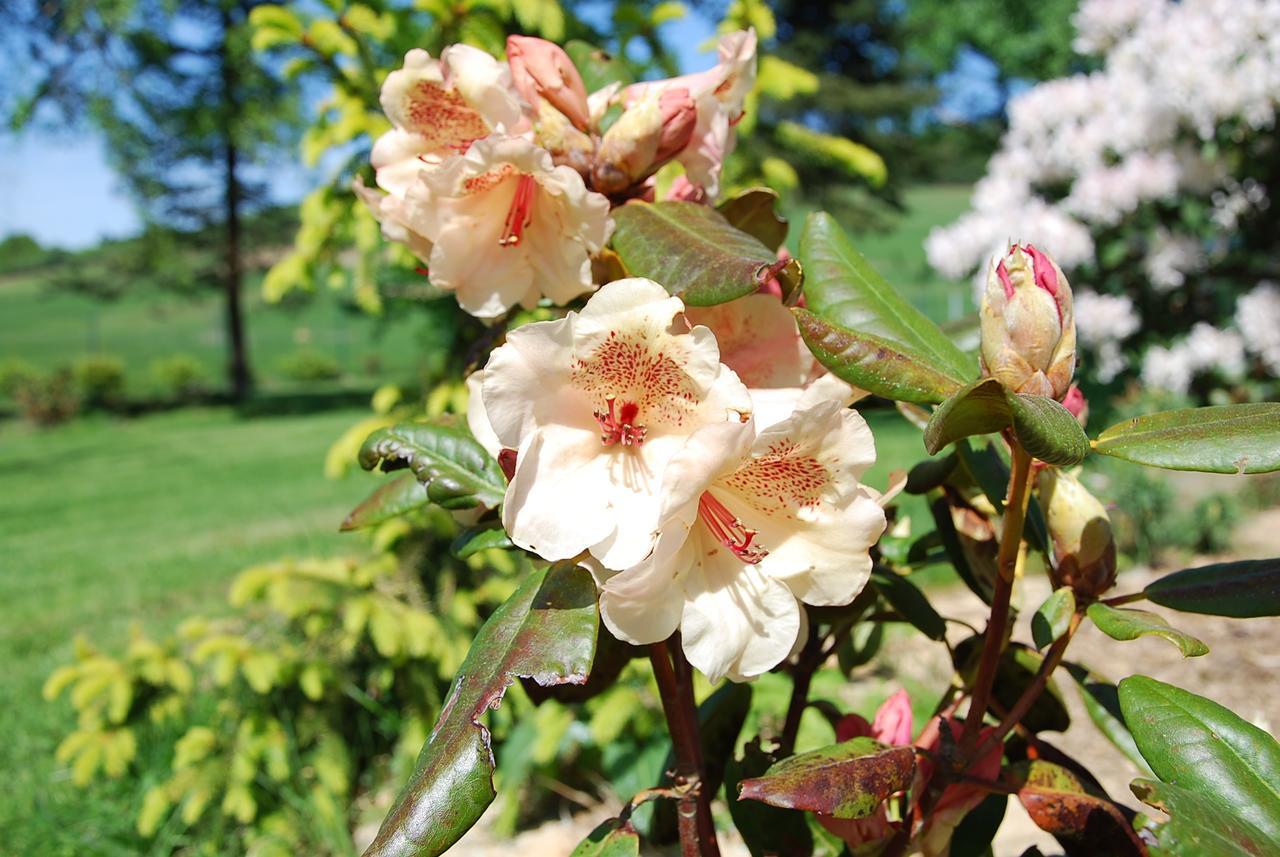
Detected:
left=220, top=5, right=251, bottom=401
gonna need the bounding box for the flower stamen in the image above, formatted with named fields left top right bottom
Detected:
left=698, top=492, right=768, bottom=563
left=594, top=396, right=647, bottom=446
left=499, top=174, right=537, bottom=247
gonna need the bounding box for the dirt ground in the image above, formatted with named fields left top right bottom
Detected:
left=414, top=505, right=1280, bottom=857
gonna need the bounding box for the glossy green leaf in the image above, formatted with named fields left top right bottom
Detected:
left=1131, top=778, right=1280, bottom=857
left=451, top=525, right=514, bottom=559
left=1086, top=603, right=1208, bottom=657
left=795, top=212, right=973, bottom=404
left=569, top=817, right=640, bottom=857
left=726, top=741, right=814, bottom=857
left=904, top=453, right=957, bottom=494
left=610, top=201, right=801, bottom=306
left=924, top=380, right=1088, bottom=466
left=341, top=474, right=430, bottom=531
left=1094, top=403, right=1280, bottom=474
left=362, top=562, right=598, bottom=857
left=950, top=793, right=1008, bottom=857
left=1144, top=558, right=1280, bottom=618
left=1031, top=587, right=1076, bottom=650
left=1063, top=663, right=1152, bottom=776
left=1006, top=393, right=1091, bottom=466
left=563, top=40, right=633, bottom=93
left=1120, top=675, right=1280, bottom=844
left=357, top=420, right=505, bottom=510
left=923, top=378, right=1012, bottom=454
left=717, top=187, right=788, bottom=251
left=1007, top=760, right=1144, bottom=854
left=737, top=737, right=915, bottom=819
left=927, top=495, right=994, bottom=604
left=871, top=568, right=946, bottom=640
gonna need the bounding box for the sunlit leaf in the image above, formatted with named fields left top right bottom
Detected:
left=357, top=419, right=505, bottom=510
left=1086, top=603, right=1208, bottom=658
left=1094, top=403, right=1280, bottom=474
left=738, top=737, right=914, bottom=820
left=1143, top=558, right=1280, bottom=618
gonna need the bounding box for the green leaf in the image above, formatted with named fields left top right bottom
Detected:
left=1006, top=760, right=1144, bottom=854
left=924, top=379, right=1089, bottom=466
left=341, top=474, right=431, bottom=531
left=361, top=562, right=599, bottom=857
left=955, top=440, right=1050, bottom=555
left=1131, top=779, right=1280, bottom=857
left=870, top=568, right=946, bottom=640
left=357, top=420, right=505, bottom=510
left=451, top=525, right=514, bottom=559
left=1006, top=393, right=1091, bottom=467
left=796, top=212, right=972, bottom=404
left=904, top=453, right=957, bottom=494
left=717, top=187, right=788, bottom=251
left=1144, top=558, right=1280, bottom=618
left=563, top=40, right=633, bottom=94
left=610, top=201, right=800, bottom=305
left=1031, top=588, right=1075, bottom=650
left=1086, top=603, right=1208, bottom=658
left=1120, top=675, right=1280, bottom=844
left=737, top=737, right=914, bottom=819
left=1094, top=403, right=1280, bottom=474
left=1063, top=663, right=1152, bottom=776
left=569, top=817, right=640, bottom=857
left=725, top=742, right=814, bottom=857
left=949, top=793, right=1007, bottom=857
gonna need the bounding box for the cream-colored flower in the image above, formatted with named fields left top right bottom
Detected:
left=360, top=46, right=524, bottom=259
left=478, top=278, right=752, bottom=568
left=599, top=398, right=886, bottom=682
left=405, top=135, right=613, bottom=318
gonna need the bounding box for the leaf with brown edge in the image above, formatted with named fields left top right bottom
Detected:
left=361, top=561, right=598, bottom=857
left=609, top=201, right=801, bottom=305
left=568, top=817, right=640, bottom=857
left=1007, top=760, right=1145, bottom=855
left=341, top=473, right=430, bottom=531
left=717, top=186, right=788, bottom=251
left=737, top=737, right=914, bottom=820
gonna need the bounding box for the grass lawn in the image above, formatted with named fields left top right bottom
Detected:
left=0, top=405, right=382, bottom=855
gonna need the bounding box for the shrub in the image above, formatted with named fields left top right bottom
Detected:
left=0, top=357, right=40, bottom=400
left=149, top=354, right=209, bottom=401
left=277, top=349, right=341, bottom=383
left=11, top=368, right=80, bottom=425
left=72, top=354, right=126, bottom=409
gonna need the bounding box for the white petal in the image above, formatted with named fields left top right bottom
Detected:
left=598, top=525, right=693, bottom=645
left=681, top=541, right=801, bottom=682
left=685, top=294, right=811, bottom=389
left=464, top=371, right=502, bottom=459
left=441, top=44, right=524, bottom=132
left=481, top=314, right=579, bottom=447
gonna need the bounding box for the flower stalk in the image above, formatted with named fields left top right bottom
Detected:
left=649, top=637, right=720, bottom=857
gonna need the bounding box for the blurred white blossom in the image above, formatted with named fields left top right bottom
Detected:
left=1236, top=282, right=1280, bottom=374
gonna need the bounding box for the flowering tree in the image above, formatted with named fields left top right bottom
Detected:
left=333, top=26, right=1280, bottom=857
left=925, top=0, right=1280, bottom=402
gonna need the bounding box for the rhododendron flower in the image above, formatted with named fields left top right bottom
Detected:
left=476, top=278, right=752, bottom=568
left=685, top=293, right=860, bottom=429
left=592, top=87, right=698, bottom=194
left=506, top=35, right=592, bottom=133
left=404, top=135, right=613, bottom=318
left=598, top=398, right=886, bottom=682
left=359, top=46, right=524, bottom=257
left=622, top=29, right=758, bottom=198
left=980, top=243, right=1076, bottom=398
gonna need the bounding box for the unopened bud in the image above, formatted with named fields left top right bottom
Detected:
left=507, top=35, right=592, bottom=132
left=1061, top=384, right=1088, bottom=428
left=592, top=87, right=696, bottom=195
left=980, top=244, right=1076, bottom=399
left=1038, top=469, right=1116, bottom=598
left=532, top=100, right=595, bottom=179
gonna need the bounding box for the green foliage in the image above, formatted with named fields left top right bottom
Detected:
left=9, top=366, right=81, bottom=425
left=1095, top=403, right=1280, bottom=474
left=610, top=201, right=801, bottom=306
left=276, top=348, right=342, bottom=383
left=738, top=737, right=915, bottom=819
left=72, top=353, right=127, bottom=409
left=1086, top=603, right=1209, bottom=659
left=149, top=353, right=210, bottom=400
left=0, top=356, right=41, bottom=399
left=924, top=378, right=1090, bottom=465
left=1144, top=558, right=1280, bottom=619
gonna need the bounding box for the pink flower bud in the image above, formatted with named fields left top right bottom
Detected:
left=1061, top=384, right=1088, bottom=428
left=980, top=244, right=1076, bottom=399
left=871, top=689, right=914, bottom=747
left=506, top=35, right=591, bottom=132
left=592, top=87, right=697, bottom=195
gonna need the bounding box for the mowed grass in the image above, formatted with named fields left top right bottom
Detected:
left=0, top=269, right=432, bottom=397
left=0, top=405, right=382, bottom=854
